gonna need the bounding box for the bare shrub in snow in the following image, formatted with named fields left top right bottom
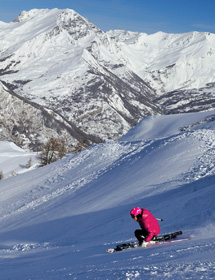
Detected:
left=38, top=137, right=67, bottom=166
left=26, top=158, right=32, bottom=168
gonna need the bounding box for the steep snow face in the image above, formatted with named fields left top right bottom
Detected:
left=0, top=111, right=215, bottom=279
left=108, top=30, right=215, bottom=93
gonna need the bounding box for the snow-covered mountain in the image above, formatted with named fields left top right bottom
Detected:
left=0, top=110, right=215, bottom=279
left=0, top=9, right=160, bottom=150
left=1, top=8, right=215, bottom=150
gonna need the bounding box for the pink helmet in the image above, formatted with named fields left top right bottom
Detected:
left=130, top=207, right=142, bottom=218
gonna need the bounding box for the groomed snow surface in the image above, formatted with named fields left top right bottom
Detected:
left=0, top=110, right=215, bottom=279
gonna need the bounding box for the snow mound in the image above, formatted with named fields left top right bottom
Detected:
left=121, top=110, right=215, bottom=141
left=0, top=141, right=38, bottom=178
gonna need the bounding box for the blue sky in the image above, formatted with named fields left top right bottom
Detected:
left=0, top=0, right=215, bottom=34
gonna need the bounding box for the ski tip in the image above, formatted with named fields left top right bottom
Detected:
left=106, top=248, right=115, bottom=253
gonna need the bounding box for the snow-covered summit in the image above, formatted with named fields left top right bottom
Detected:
left=14, top=9, right=51, bottom=22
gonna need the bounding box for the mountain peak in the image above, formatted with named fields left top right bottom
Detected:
left=56, top=8, right=103, bottom=36
left=12, top=8, right=103, bottom=39
left=13, top=8, right=51, bottom=22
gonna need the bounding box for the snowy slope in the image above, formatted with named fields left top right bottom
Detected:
left=0, top=141, right=38, bottom=178
left=121, top=109, right=215, bottom=141
left=0, top=110, right=215, bottom=279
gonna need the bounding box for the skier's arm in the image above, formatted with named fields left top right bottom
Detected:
left=145, top=231, right=154, bottom=242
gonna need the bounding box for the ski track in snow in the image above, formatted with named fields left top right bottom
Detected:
left=0, top=141, right=153, bottom=221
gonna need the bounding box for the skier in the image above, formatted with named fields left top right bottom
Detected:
left=130, top=207, right=160, bottom=247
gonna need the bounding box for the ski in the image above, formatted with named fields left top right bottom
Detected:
left=106, top=231, right=185, bottom=253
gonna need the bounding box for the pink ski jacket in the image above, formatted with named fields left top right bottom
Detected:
left=138, top=209, right=161, bottom=242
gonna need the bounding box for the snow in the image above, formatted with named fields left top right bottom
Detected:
left=1, top=110, right=215, bottom=279
left=121, top=110, right=215, bottom=141
left=0, top=141, right=38, bottom=178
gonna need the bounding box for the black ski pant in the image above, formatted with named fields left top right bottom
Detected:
left=134, top=229, right=148, bottom=245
